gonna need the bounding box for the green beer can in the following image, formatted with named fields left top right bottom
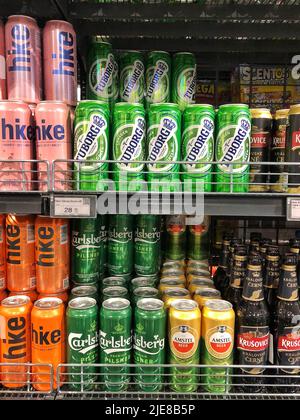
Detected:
left=147, top=103, right=181, bottom=192
left=99, top=215, right=108, bottom=273
left=74, top=100, right=110, bottom=191
left=182, top=104, right=215, bottom=192
left=187, top=216, right=210, bottom=261
left=165, top=215, right=187, bottom=260
left=134, top=298, right=166, bottom=392
left=172, top=52, right=197, bottom=112
left=215, top=104, right=251, bottom=193
left=130, top=276, right=157, bottom=292
left=108, top=215, right=134, bottom=275
left=100, top=298, right=132, bottom=392
left=119, top=50, right=145, bottom=104
left=86, top=38, right=118, bottom=109
left=112, top=103, right=146, bottom=192
left=69, top=285, right=99, bottom=303
left=132, top=287, right=161, bottom=306
left=102, top=286, right=130, bottom=302
left=135, top=215, right=161, bottom=275
left=67, top=297, right=99, bottom=391
left=101, top=276, right=128, bottom=291
left=145, top=51, right=171, bottom=110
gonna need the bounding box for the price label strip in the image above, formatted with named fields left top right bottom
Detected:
left=287, top=197, right=300, bottom=221
left=52, top=196, right=97, bottom=218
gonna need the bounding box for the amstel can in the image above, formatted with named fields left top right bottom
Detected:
left=0, top=296, right=31, bottom=388
left=134, top=298, right=166, bottom=391
left=130, top=276, right=157, bottom=292
left=194, top=288, right=221, bottom=309
left=112, top=103, right=146, bottom=192
left=188, top=278, right=215, bottom=295
left=0, top=214, right=6, bottom=291
left=100, top=298, right=132, bottom=391
left=172, top=52, right=197, bottom=112
left=86, top=39, right=118, bottom=108
left=132, top=287, right=160, bottom=306
left=182, top=105, right=215, bottom=192
left=187, top=218, right=210, bottom=261
left=201, top=300, right=235, bottom=393
left=101, top=276, right=128, bottom=290
left=73, top=100, right=110, bottom=191
left=67, top=297, right=99, bottom=391
left=107, top=215, right=134, bottom=275
left=285, top=105, right=300, bottom=193
left=69, top=285, right=99, bottom=303
left=119, top=50, right=145, bottom=104
left=102, top=286, right=130, bottom=302
left=168, top=299, right=201, bottom=392
left=145, top=51, right=171, bottom=109
left=270, top=109, right=289, bottom=192
left=162, top=288, right=191, bottom=309
left=147, top=103, right=182, bottom=192
left=35, top=217, right=70, bottom=294
left=135, top=215, right=161, bottom=275
left=215, top=104, right=251, bottom=192
left=159, top=278, right=186, bottom=294
left=10, top=289, right=38, bottom=303
left=165, top=215, right=186, bottom=260
left=6, top=214, right=36, bottom=292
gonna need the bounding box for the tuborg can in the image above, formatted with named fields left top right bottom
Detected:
left=135, top=215, right=161, bottom=275
left=145, top=51, right=171, bottom=109
left=108, top=215, right=134, bottom=275
left=119, top=50, right=145, bottom=104
left=172, top=52, right=197, bottom=112
left=270, top=109, right=289, bottom=192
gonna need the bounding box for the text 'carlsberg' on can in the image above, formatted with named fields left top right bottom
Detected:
left=285, top=105, right=300, bottom=193
left=270, top=109, right=289, bottom=192
left=172, top=52, right=197, bottom=112
left=100, top=298, right=132, bottom=391
left=108, top=215, right=134, bottom=275
left=215, top=104, right=251, bottom=193
left=134, top=298, right=166, bottom=392
left=86, top=39, right=118, bottom=109
left=67, top=297, right=99, bottom=391
left=74, top=100, right=110, bottom=191
left=147, top=103, right=181, bottom=192
left=5, top=15, right=42, bottom=103
left=0, top=19, right=7, bottom=99
left=112, top=103, right=146, bottom=192
left=182, top=104, right=215, bottom=192
left=120, top=50, right=145, bottom=104
left=43, top=20, right=77, bottom=106
left=145, top=51, right=171, bottom=109
left=135, top=215, right=161, bottom=275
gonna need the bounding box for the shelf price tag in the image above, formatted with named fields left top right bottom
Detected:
left=52, top=196, right=97, bottom=218
left=287, top=197, right=300, bottom=221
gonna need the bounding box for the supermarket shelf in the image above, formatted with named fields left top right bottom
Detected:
left=0, top=193, right=49, bottom=215
left=0, top=0, right=65, bottom=21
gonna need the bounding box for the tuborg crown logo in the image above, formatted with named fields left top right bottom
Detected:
left=68, top=332, right=99, bottom=354
left=95, top=53, right=116, bottom=93
left=221, top=117, right=251, bottom=163
left=123, top=60, right=144, bottom=99
left=186, top=118, right=214, bottom=163
left=119, top=117, right=145, bottom=164
left=149, top=117, right=177, bottom=162
left=75, top=114, right=107, bottom=160
left=147, top=60, right=169, bottom=99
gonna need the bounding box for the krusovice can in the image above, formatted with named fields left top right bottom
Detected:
left=162, top=288, right=191, bottom=309
left=119, top=50, right=145, bottom=104
left=145, top=51, right=171, bottom=109
left=270, top=109, right=289, bottom=192
left=135, top=215, right=161, bottom=275
left=108, top=215, right=134, bottom=275
left=172, top=52, right=197, bottom=112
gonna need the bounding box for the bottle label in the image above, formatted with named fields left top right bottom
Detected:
left=242, top=268, right=264, bottom=300
left=277, top=326, right=300, bottom=374
left=237, top=325, right=270, bottom=374
left=277, top=271, right=299, bottom=301
left=205, top=325, right=234, bottom=360
left=170, top=325, right=199, bottom=360
left=264, top=259, right=280, bottom=288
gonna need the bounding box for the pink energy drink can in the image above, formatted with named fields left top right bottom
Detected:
left=43, top=20, right=77, bottom=106
left=5, top=15, right=42, bottom=104
left=35, top=101, right=72, bottom=191
left=0, top=100, right=34, bottom=191
left=0, top=20, right=7, bottom=100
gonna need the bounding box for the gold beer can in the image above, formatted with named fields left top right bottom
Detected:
left=188, top=278, right=215, bottom=295
left=160, top=273, right=186, bottom=285
left=158, top=278, right=185, bottom=294
left=162, top=288, right=191, bottom=309
left=187, top=270, right=211, bottom=286
left=187, top=259, right=209, bottom=269
left=193, top=288, right=221, bottom=309
left=162, top=260, right=186, bottom=270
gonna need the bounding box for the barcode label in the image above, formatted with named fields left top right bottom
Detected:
left=63, top=277, right=70, bottom=289
left=27, top=224, right=35, bottom=243
left=30, top=277, right=36, bottom=288
left=60, top=225, right=68, bottom=245
left=0, top=227, right=3, bottom=244
left=0, top=278, right=5, bottom=289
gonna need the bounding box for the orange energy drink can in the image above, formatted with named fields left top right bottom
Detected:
left=38, top=291, right=69, bottom=305
left=189, top=278, right=215, bottom=295
left=193, top=288, right=222, bottom=309
left=0, top=215, right=6, bottom=291
left=35, top=217, right=70, bottom=294
left=6, top=214, right=36, bottom=292
left=158, top=279, right=185, bottom=294
left=31, top=297, right=65, bottom=391
left=9, top=289, right=38, bottom=303
left=162, top=288, right=191, bottom=309
left=0, top=295, right=32, bottom=388
left=0, top=290, right=8, bottom=302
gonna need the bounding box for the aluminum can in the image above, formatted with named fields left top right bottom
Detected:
left=285, top=105, right=300, bottom=193
left=160, top=272, right=186, bottom=285
left=145, top=51, right=171, bottom=109
left=0, top=20, right=6, bottom=99
left=0, top=214, right=6, bottom=291
left=172, top=52, right=196, bottom=111
left=158, top=279, right=185, bottom=294
left=165, top=215, right=186, bottom=260
left=38, top=291, right=69, bottom=305
left=108, top=215, right=134, bottom=275
left=102, top=286, right=130, bottom=302
left=161, top=260, right=186, bottom=273
left=132, top=287, right=160, bottom=306
left=101, top=276, right=127, bottom=290
left=10, top=289, right=38, bottom=303
left=0, top=290, right=8, bottom=302
left=162, top=288, right=191, bottom=309
left=69, top=285, right=98, bottom=303
left=119, top=50, right=145, bottom=104
left=187, top=217, right=210, bottom=261
left=130, top=276, right=157, bottom=292
left=188, top=278, right=215, bottom=295
left=194, top=288, right=221, bottom=309
left=135, top=215, right=161, bottom=275
left=270, top=109, right=289, bottom=192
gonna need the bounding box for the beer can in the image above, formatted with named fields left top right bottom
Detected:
left=132, top=287, right=160, bottom=306
left=187, top=217, right=210, bottom=261
left=145, top=51, right=171, bottom=109
left=162, top=288, right=191, bottom=309
left=102, top=286, right=130, bottom=302
left=69, top=285, right=99, bottom=303
left=6, top=15, right=41, bottom=103
left=285, top=105, right=300, bottom=193
left=32, top=297, right=65, bottom=391
left=161, top=260, right=186, bottom=273
left=35, top=217, right=70, bottom=294
left=108, top=215, right=134, bottom=275
left=165, top=215, right=186, bottom=261
left=112, top=103, right=146, bottom=192
left=101, top=276, right=128, bottom=290
left=0, top=20, right=6, bottom=99
left=0, top=290, right=8, bottom=302
left=0, top=101, right=34, bottom=191
left=172, top=52, right=197, bottom=112
left=0, top=295, right=31, bottom=388
left=249, top=108, right=272, bottom=192
left=193, top=288, right=221, bottom=309
left=270, top=109, right=289, bottom=192
left=43, top=20, right=77, bottom=106
left=130, top=276, right=157, bottom=292
left=6, top=214, right=36, bottom=292
left=158, top=279, right=185, bottom=294
left=188, top=278, right=215, bottom=295
left=160, top=273, right=186, bottom=285
left=135, top=215, right=161, bottom=275
left=201, top=300, right=235, bottom=393
left=35, top=101, right=72, bottom=191
left=100, top=298, right=132, bottom=391
left=119, top=50, right=145, bottom=104
left=38, top=291, right=69, bottom=305
left=134, top=298, right=166, bottom=391
left=10, top=289, right=38, bottom=303
left=186, top=259, right=209, bottom=272
left=0, top=214, right=6, bottom=291
left=168, top=299, right=201, bottom=392
left=187, top=271, right=212, bottom=286
left=67, top=297, right=99, bottom=391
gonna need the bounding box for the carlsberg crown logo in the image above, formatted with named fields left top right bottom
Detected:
left=123, top=60, right=144, bottom=100
left=119, top=117, right=145, bottom=165
left=221, top=117, right=251, bottom=163
left=149, top=117, right=177, bottom=162
left=75, top=114, right=107, bottom=160
left=95, top=53, right=116, bottom=94
left=147, top=60, right=169, bottom=100
left=186, top=117, right=214, bottom=164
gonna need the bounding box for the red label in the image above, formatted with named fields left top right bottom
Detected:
left=251, top=134, right=268, bottom=148
left=210, top=333, right=232, bottom=354
left=292, top=131, right=300, bottom=150
left=278, top=334, right=300, bottom=352
left=272, top=135, right=285, bottom=148
left=172, top=332, right=195, bottom=354
left=237, top=332, right=269, bottom=351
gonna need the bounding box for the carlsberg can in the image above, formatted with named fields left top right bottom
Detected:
left=172, top=52, right=197, bottom=112
left=147, top=103, right=181, bottom=192
left=215, top=104, right=251, bottom=193
left=145, top=51, right=171, bottom=110
left=108, top=215, right=134, bottom=275
left=112, top=103, right=146, bottom=192
left=119, top=51, right=145, bottom=104
left=86, top=39, right=118, bottom=109
left=182, top=105, right=215, bottom=192
left=74, top=100, right=110, bottom=191
left=135, top=215, right=161, bottom=275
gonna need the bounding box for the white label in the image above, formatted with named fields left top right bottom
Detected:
left=0, top=56, right=5, bottom=80
left=54, top=197, right=91, bottom=217
left=287, top=198, right=300, bottom=221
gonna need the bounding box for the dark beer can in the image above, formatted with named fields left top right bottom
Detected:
left=286, top=105, right=300, bottom=193
left=270, top=109, right=289, bottom=192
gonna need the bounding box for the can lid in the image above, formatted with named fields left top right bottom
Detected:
left=171, top=299, right=198, bottom=311
left=190, top=278, right=214, bottom=285
left=2, top=295, right=30, bottom=307
left=160, top=278, right=182, bottom=285
left=194, top=288, right=221, bottom=298
left=133, top=287, right=159, bottom=297
left=219, top=103, right=249, bottom=109
left=103, top=286, right=128, bottom=295
left=148, top=51, right=170, bottom=55
left=137, top=298, right=164, bottom=311
left=185, top=104, right=214, bottom=110
left=34, top=297, right=63, bottom=309
left=250, top=108, right=272, bottom=119
left=103, top=298, right=130, bottom=310
left=173, top=52, right=195, bottom=56
left=164, top=288, right=190, bottom=297
left=71, top=286, right=98, bottom=296
left=131, top=277, right=154, bottom=285
left=68, top=297, right=97, bottom=310
left=46, top=20, right=74, bottom=28
left=149, top=103, right=180, bottom=111
left=204, top=299, right=233, bottom=311
left=8, top=15, right=37, bottom=23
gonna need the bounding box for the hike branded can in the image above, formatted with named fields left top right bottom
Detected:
left=69, top=285, right=99, bottom=303
left=162, top=288, right=191, bottom=309
left=67, top=297, right=99, bottom=391
left=249, top=108, right=272, bottom=192
left=102, top=286, right=130, bottom=302
left=172, top=52, right=197, bottom=112
left=165, top=216, right=186, bottom=260
left=145, top=51, right=171, bottom=109
left=43, top=20, right=77, bottom=106
left=9, top=289, right=37, bottom=303
left=86, top=39, right=118, bottom=108
left=132, top=287, right=160, bottom=306
left=38, top=291, right=68, bottom=305
left=112, top=103, right=146, bottom=191
left=182, top=105, right=215, bottom=192
left=6, top=15, right=42, bottom=103
left=194, top=288, right=221, bottom=309
left=0, top=296, right=31, bottom=388
left=147, top=103, right=182, bottom=191
left=285, top=105, right=300, bottom=193
left=135, top=215, right=161, bottom=275
left=108, top=215, right=134, bottom=275
left=201, top=300, right=235, bottom=393
left=187, top=217, right=210, bottom=260
left=74, top=100, right=110, bottom=191
left=100, top=298, right=132, bottom=392
left=215, top=104, right=251, bottom=193
left=119, top=50, right=145, bottom=104
left=169, top=299, right=201, bottom=392
left=270, top=109, right=289, bottom=192
left=0, top=20, right=6, bottom=99
left=134, top=298, right=166, bottom=391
